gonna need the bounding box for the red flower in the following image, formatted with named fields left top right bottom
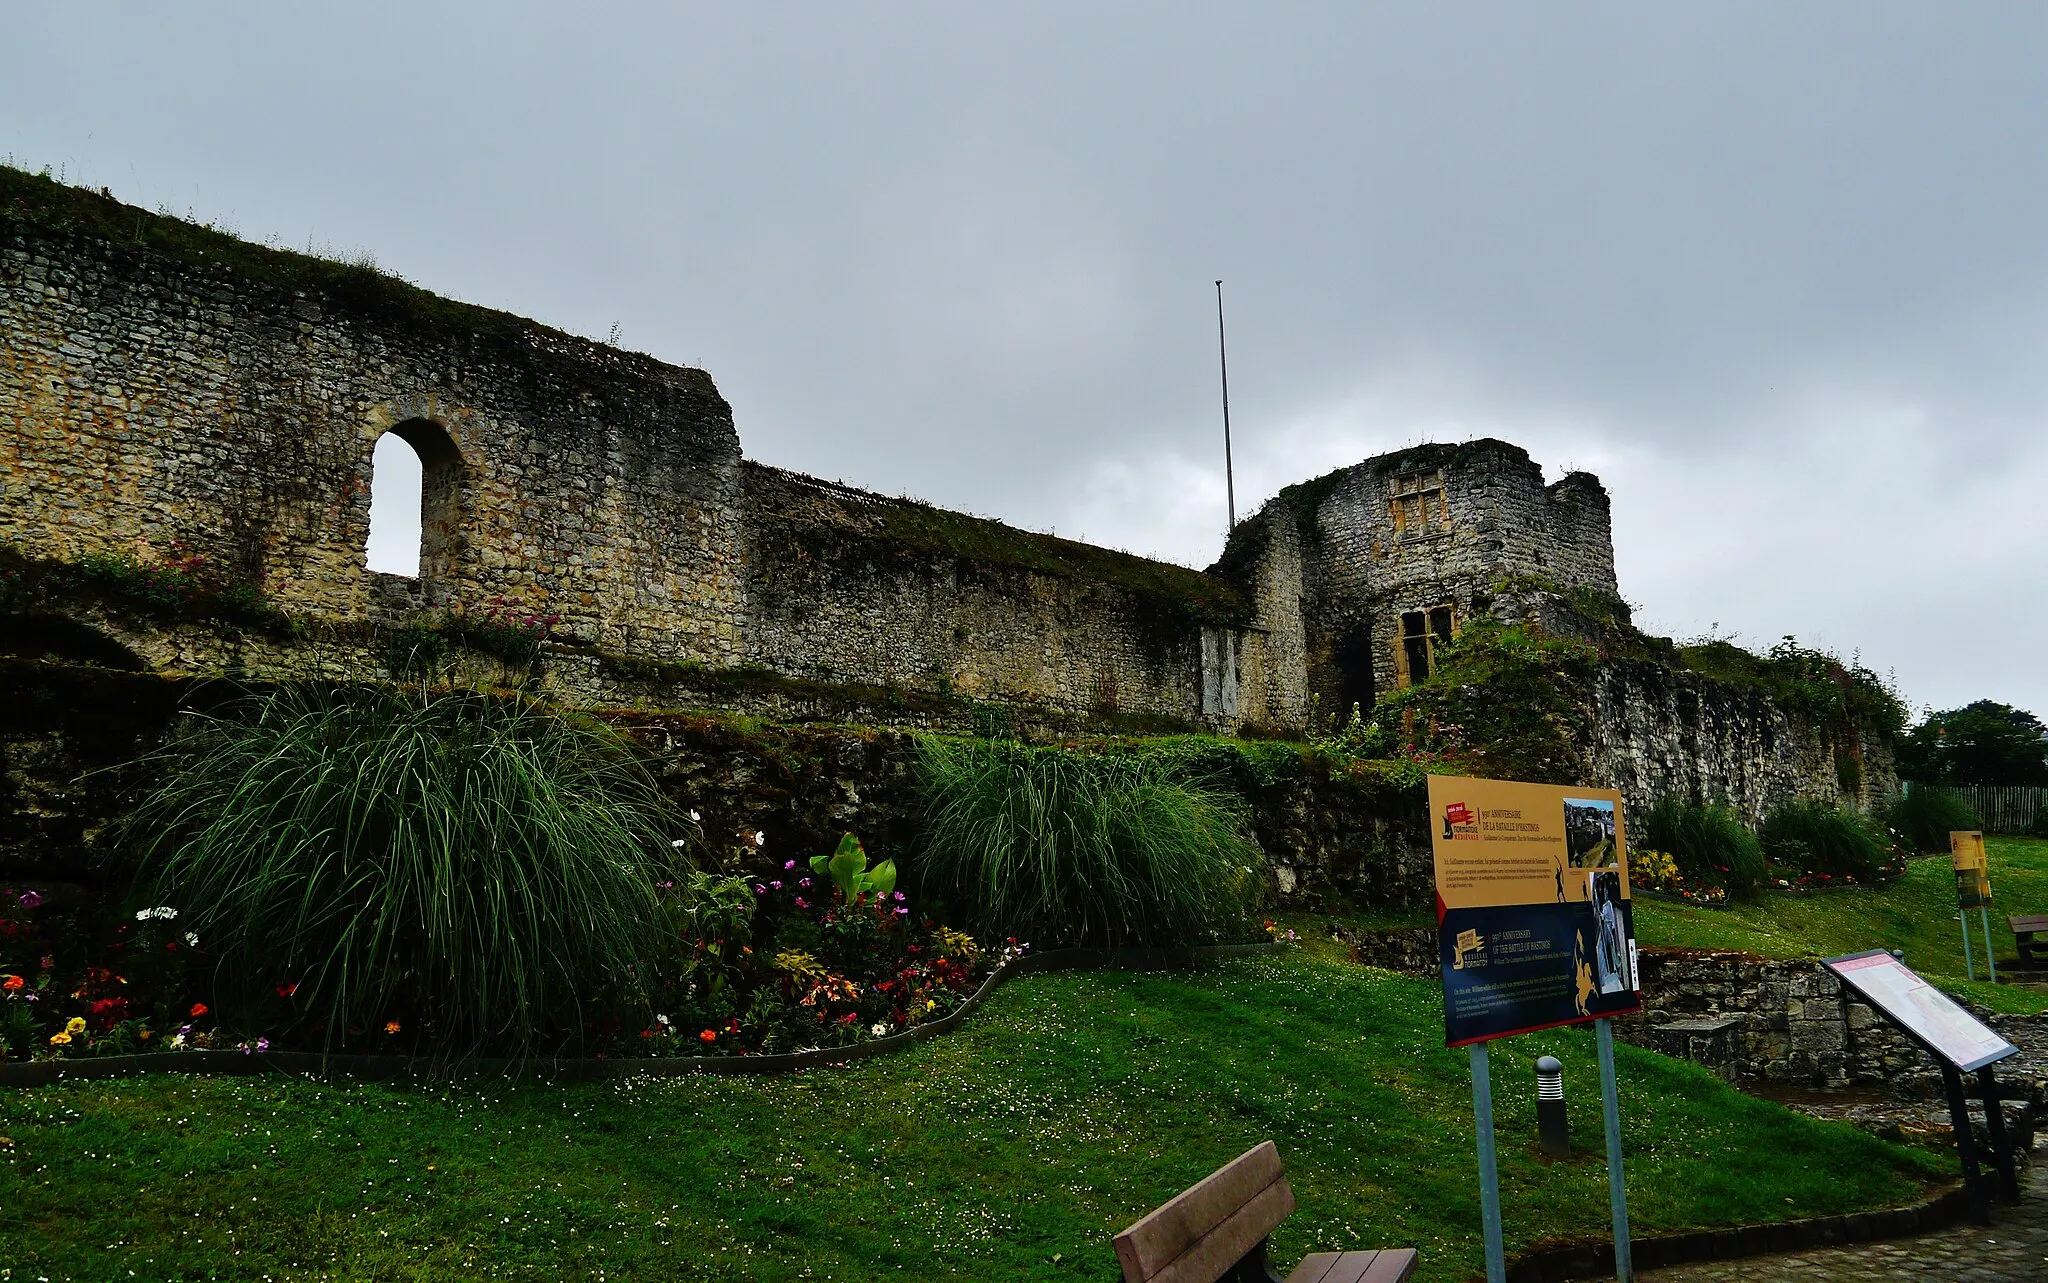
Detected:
left=699, top=1029, right=717, bottom=1043
left=275, top=983, right=298, bottom=998
left=189, top=1003, right=209, bottom=1018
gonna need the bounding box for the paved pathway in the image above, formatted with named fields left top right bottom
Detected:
left=1643, top=1150, right=2048, bottom=1281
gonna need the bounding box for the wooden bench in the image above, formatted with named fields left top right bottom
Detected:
left=2009, top=915, right=2048, bottom=964
left=1113, top=1141, right=1418, bottom=1283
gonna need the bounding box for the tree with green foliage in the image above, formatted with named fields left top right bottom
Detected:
left=1895, top=701, right=2048, bottom=786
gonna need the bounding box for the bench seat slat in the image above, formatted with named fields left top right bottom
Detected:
left=1285, top=1250, right=1419, bottom=1283
left=1114, top=1142, right=1291, bottom=1281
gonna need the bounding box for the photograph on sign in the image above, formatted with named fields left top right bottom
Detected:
left=1564, top=797, right=1619, bottom=868
left=1951, top=831, right=1991, bottom=909
left=1824, top=950, right=2016, bottom=1072
left=1429, top=776, right=1641, bottom=1046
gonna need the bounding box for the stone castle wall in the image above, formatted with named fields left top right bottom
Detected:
left=1, top=208, right=749, bottom=663
left=0, top=186, right=1251, bottom=728
left=734, top=465, right=1252, bottom=725
left=1222, top=440, right=1621, bottom=718
left=1588, top=662, right=1900, bottom=820
left=1, top=174, right=1898, bottom=816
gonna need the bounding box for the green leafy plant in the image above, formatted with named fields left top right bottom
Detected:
left=1758, top=801, right=1892, bottom=885
left=811, top=833, right=897, bottom=905
left=1884, top=787, right=1983, bottom=854
left=122, top=684, right=680, bottom=1057
left=915, top=737, right=1265, bottom=947
left=1636, top=796, right=1766, bottom=900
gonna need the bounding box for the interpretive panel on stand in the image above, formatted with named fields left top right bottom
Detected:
left=1824, top=950, right=2016, bottom=1073
left=1429, top=776, right=1642, bottom=1046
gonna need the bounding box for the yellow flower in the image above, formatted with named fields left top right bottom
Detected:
left=383, top=1020, right=402, bottom=1035
left=64, top=1016, right=86, bottom=1035
left=48, top=1032, right=71, bottom=1046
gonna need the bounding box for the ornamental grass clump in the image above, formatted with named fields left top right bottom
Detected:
left=1758, top=800, right=1891, bottom=885
left=123, top=684, right=678, bottom=1057
left=915, top=737, right=1266, bottom=947
left=1884, top=787, right=1982, bottom=854
left=1636, top=796, right=1766, bottom=900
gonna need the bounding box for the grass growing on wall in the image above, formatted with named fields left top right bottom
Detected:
left=125, top=684, right=681, bottom=1055
left=916, top=737, right=1267, bottom=946
left=0, top=951, right=1948, bottom=1283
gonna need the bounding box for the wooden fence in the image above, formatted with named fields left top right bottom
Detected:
left=1903, top=782, right=2047, bottom=835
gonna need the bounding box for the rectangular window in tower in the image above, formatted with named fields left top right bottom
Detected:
left=1389, top=470, right=1450, bottom=537
left=1397, top=604, right=1458, bottom=686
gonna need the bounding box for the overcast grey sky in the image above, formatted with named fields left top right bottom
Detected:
left=11, top=4, right=2047, bottom=718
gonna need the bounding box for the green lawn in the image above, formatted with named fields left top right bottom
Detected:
left=0, top=952, right=1946, bottom=1282
left=1316, top=837, right=2048, bottom=1014
left=1632, top=835, right=2048, bottom=1013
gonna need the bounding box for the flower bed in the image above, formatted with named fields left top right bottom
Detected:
left=1, top=831, right=1007, bottom=1066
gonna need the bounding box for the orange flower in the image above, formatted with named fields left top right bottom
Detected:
left=699, top=1029, right=716, bottom=1043
left=1, top=975, right=22, bottom=992
left=189, top=1003, right=208, bottom=1018
left=383, top=1020, right=402, bottom=1035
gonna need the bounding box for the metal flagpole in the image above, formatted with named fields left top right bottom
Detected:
left=1215, top=280, right=1235, bottom=532
left=1470, top=1042, right=1506, bottom=1283
left=1596, top=1019, right=1634, bottom=1280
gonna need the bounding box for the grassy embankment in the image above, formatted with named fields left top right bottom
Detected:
left=0, top=949, right=1945, bottom=1283
left=1327, top=836, right=2048, bottom=1015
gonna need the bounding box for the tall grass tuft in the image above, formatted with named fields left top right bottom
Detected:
left=124, top=684, right=678, bottom=1056
left=1759, top=800, right=1889, bottom=883
left=1637, top=797, right=1767, bottom=900
left=915, top=738, right=1265, bottom=947
left=1885, top=787, right=1982, bottom=854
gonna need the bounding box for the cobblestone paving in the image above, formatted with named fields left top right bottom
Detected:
left=1643, top=1149, right=2048, bottom=1281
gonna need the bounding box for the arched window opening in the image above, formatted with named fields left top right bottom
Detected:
left=364, top=418, right=462, bottom=582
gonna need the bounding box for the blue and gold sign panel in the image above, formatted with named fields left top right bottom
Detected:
left=1428, top=775, right=1641, bottom=1046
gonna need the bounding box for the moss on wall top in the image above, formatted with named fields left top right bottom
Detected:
left=747, top=464, right=1248, bottom=625
left=0, top=164, right=711, bottom=395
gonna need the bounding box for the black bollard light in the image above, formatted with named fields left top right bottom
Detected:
left=1536, top=1055, right=1570, bottom=1158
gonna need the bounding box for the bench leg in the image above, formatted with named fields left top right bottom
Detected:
left=1224, top=1236, right=1287, bottom=1283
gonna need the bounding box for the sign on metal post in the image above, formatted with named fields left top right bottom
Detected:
left=1952, top=831, right=1996, bottom=983
left=1430, top=776, right=1641, bottom=1281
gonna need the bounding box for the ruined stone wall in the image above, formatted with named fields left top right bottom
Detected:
left=1225, top=439, right=1622, bottom=719
left=0, top=209, right=749, bottom=665
left=735, top=465, right=1251, bottom=725
left=1588, top=662, right=1900, bottom=820
left=0, top=180, right=1257, bottom=728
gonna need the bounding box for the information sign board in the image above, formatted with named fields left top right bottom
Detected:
left=1429, top=776, right=1641, bottom=1046
left=1952, top=831, right=1992, bottom=909
left=1824, top=950, right=2017, bottom=1072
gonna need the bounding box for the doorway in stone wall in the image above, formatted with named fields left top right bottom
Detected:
left=1334, top=625, right=1376, bottom=724
left=365, top=418, right=461, bottom=584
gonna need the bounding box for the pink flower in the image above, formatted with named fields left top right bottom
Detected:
left=799, top=878, right=811, bottom=888
left=17, top=891, right=41, bottom=909
left=784, top=860, right=796, bottom=870
left=770, top=881, right=782, bottom=891
left=794, top=897, right=809, bottom=909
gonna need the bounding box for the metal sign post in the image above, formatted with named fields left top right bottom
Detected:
left=1960, top=911, right=1977, bottom=981
left=1470, top=1043, right=1507, bottom=1283
left=1596, top=1019, right=1633, bottom=1281
left=1981, top=906, right=1998, bottom=983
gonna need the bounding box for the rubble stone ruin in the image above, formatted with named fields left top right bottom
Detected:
left=0, top=168, right=1891, bottom=818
